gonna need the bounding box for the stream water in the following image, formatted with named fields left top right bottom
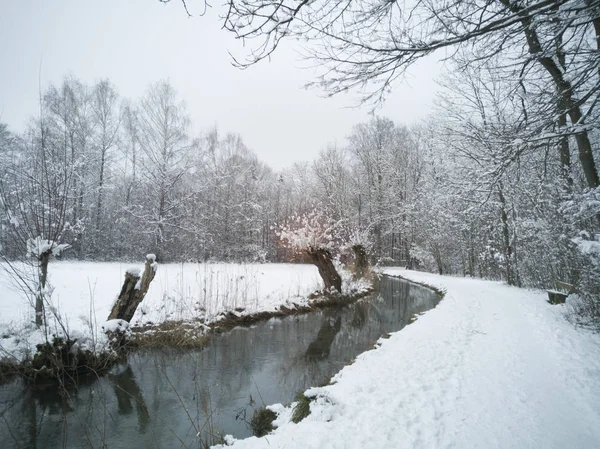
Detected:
left=0, top=276, right=440, bottom=449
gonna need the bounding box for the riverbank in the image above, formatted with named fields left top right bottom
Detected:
left=0, top=276, right=434, bottom=448
left=0, top=262, right=371, bottom=376
left=216, top=269, right=600, bottom=449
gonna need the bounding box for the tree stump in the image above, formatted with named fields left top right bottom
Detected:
left=108, top=254, right=158, bottom=323
left=305, top=247, right=342, bottom=293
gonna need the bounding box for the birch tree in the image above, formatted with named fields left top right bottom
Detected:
left=137, top=81, right=192, bottom=260
left=90, top=80, right=121, bottom=253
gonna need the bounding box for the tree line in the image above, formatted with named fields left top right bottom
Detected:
left=0, top=63, right=599, bottom=323
left=0, top=77, right=433, bottom=266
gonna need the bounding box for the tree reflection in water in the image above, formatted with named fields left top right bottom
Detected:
left=305, top=314, right=342, bottom=360
left=108, top=365, right=150, bottom=432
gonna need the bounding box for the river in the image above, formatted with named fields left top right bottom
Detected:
left=0, top=276, right=439, bottom=449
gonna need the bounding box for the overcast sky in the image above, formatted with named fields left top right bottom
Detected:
left=0, top=0, right=441, bottom=170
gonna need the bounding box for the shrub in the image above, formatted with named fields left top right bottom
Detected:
left=250, top=406, right=277, bottom=437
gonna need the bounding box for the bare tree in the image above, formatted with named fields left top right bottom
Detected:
left=136, top=81, right=193, bottom=260
left=43, top=78, right=95, bottom=256
left=215, top=0, right=600, bottom=189
left=0, top=101, right=74, bottom=327
left=90, top=80, right=121, bottom=252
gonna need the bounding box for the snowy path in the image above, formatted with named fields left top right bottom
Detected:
left=218, top=269, right=600, bottom=449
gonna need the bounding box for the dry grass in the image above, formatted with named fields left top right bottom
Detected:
left=131, top=321, right=210, bottom=349
left=212, top=287, right=375, bottom=333
left=291, top=392, right=312, bottom=423
left=250, top=406, right=277, bottom=437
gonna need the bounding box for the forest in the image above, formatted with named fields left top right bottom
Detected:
left=0, top=0, right=600, bottom=324
left=1, top=51, right=599, bottom=322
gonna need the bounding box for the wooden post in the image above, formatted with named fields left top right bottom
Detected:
left=108, top=254, right=158, bottom=323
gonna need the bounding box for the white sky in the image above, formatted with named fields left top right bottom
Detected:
left=0, top=0, right=442, bottom=170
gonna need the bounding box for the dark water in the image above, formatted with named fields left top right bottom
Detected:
left=0, top=276, right=439, bottom=449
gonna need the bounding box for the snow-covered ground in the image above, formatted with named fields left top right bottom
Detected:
left=216, top=268, right=600, bottom=449
left=1, top=261, right=352, bottom=361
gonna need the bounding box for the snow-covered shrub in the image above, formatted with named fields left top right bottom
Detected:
left=561, top=187, right=600, bottom=328
left=25, top=335, right=118, bottom=382
left=409, top=244, right=436, bottom=272
left=291, top=392, right=313, bottom=423
left=568, top=236, right=600, bottom=328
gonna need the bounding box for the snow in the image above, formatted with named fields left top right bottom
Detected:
left=0, top=262, right=331, bottom=361
left=7, top=211, right=20, bottom=227
left=126, top=266, right=142, bottom=277
left=25, top=236, right=70, bottom=258
left=0, top=322, right=47, bottom=362
left=573, top=237, right=600, bottom=256
left=101, top=319, right=130, bottom=333
left=216, top=269, right=600, bottom=449
left=26, top=237, right=53, bottom=257
left=51, top=243, right=71, bottom=257
left=146, top=254, right=159, bottom=271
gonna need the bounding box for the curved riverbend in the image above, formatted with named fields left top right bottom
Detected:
left=0, top=276, right=440, bottom=449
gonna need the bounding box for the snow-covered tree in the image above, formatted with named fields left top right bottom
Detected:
left=135, top=80, right=193, bottom=260
left=277, top=209, right=344, bottom=293
left=89, top=79, right=121, bottom=254
left=0, top=103, right=75, bottom=327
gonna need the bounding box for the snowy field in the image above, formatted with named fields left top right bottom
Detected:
left=217, top=268, right=600, bottom=449
left=0, top=261, right=328, bottom=360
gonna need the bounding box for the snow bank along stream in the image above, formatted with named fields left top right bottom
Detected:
left=0, top=276, right=439, bottom=448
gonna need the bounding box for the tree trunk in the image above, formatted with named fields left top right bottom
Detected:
left=35, top=251, right=51, bottom=328
left=108, top=255, right=158, bottom=323
left=156, top=187, right=166, bottom=261
left=557, top=112, right=573, bottom=190
left=305, top=247, right=342, bottom=293
left=432, top=244, right=443, bottom=275
left=352, top=244, right=369, bottom=280
left=501, top=0, right=600, bottom=189
left=498, top=186, right=517, bottom=286
left=373, top=224, right=382, bottom=262
left=584, top=0, right=600, bottom=79
left=552, top=13, right=574, bottom=191
left=96, top=148, right=106, bottom=235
